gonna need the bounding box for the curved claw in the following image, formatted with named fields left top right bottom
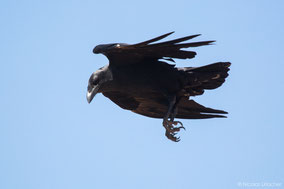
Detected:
left=172, top=121, right=185, bottom=130
left=165, top=131, right=180, bottom=142
left=179, top=126, right=186, bottom=131
left=173, top=121, right=183, bottom=126
left=169, top=127, right=182, bottom=133
left=171, top=121, right=186, bottom=131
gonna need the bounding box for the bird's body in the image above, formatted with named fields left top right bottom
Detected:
left=104, top=63, right=180, bottom=95
left=87, top=32, right=231, bottom=142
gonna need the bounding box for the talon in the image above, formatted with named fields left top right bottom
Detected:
left=165, top=131, right=180, bottom=142
left=163, top=120, right=185, bottom=142
left=175, top=121, right=183, bottom=127
left=170, top=127, right=182, bottom=132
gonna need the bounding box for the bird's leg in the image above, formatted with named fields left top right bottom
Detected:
left=169, top=101, right=186, bottom=132
left=170, top=107, right=178, bottom=121
left=163, top=95, right=185, bottom=142
left=170, top=107, right=185, bottom=130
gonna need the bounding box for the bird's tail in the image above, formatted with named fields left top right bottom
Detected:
left=180, top=62, right=231, bottom=96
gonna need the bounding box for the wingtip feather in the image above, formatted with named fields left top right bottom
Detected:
left=132, top=31, right=175, bottom=47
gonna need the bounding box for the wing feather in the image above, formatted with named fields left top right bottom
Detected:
left=138, top=34, right=201, bottom=48
left=132, top=32, right=175, bottom=47
left=103, top=91, right=227, bottom=119
left=97, top=32, right=215, bottom=66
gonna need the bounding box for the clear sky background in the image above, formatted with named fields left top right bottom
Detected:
left=1, top=0, right=284, bottom=189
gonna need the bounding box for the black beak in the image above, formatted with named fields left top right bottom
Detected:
left=86, top=86, right=99, bottom=103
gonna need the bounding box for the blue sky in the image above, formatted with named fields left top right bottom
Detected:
left=1, top=0, right=284, bottom=188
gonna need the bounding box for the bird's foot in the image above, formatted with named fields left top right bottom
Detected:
left=163, top=120, right=185, bottom=142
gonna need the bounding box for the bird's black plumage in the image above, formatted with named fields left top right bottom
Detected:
left=87, top=32, right=231, bottom=142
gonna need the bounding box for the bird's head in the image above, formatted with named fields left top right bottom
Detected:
left=86, top=66, right=112, bottom=103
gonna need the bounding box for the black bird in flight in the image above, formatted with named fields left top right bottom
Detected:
left=87, top=32, right=230, bottom=142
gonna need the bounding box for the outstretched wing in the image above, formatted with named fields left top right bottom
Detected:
left=102, top=91, right=227, bottom=119
left=94, top=32, right=215, bottom=66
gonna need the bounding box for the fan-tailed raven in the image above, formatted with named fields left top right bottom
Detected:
left=87, top=32, right=230, bottom=142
